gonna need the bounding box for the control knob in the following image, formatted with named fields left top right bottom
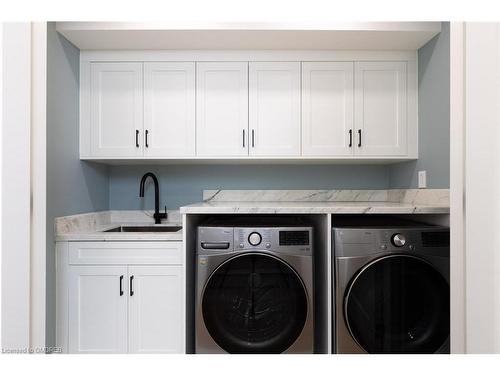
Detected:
left=248, top=232, right=262, bottom=246
left=391, top=233, right=406, bottom=247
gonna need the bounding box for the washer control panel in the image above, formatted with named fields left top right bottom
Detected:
left=235, top=227, right=313, bottom=255
left=333, top=226, right=450, bottom=257
left=198, top=226, right=313, bottom=255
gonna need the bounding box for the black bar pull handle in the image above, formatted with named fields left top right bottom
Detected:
left=358, top=129, right=362, bottom=147
left=119, top=275, right=124, bottom=296
left=145, top=130, right=149, bottom=148
left=251, top=129, right=255, bottom=148
left=130, top=275, right=134, bottom=296
left=242, top=129, right=245, bottom=148
left=135, top=130, right=139, bottom=148
left=348, top=129, right=352, bottom=147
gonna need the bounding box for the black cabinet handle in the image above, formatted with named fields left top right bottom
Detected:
left=145, top=130, right=149, bottom=148
left=135, top=130, right=139, bottom=148
left=251, top=129, right=255, bottom=148
left=130, top=275, right=134, bottom=296
left=119, top=275, right=124, bottom=296
left=348, top=129, right=352, bottom=147
left=242, top=129, right=245, bottom=148
left=358, top=129, right=362, bottom=147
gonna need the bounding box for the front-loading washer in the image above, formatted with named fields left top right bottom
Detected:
left=196, top=221, right=314, bottom=353
left=332, top=217, right=450, bottom=354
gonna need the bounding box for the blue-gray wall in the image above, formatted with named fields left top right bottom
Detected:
left=109, top=165, right=390, bottom=210
left=46, top=23, right=109, bottom=347
left=389, top=22, right=450, bottom=188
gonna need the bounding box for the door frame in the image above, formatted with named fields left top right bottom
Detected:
left=449, top=21, right=466, bottom=354
left=0, top=22, right=47, bottom=352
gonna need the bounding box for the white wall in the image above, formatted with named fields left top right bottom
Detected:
left=464, top=22, right=500, bottom=353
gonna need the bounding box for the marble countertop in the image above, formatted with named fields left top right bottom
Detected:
left=180, top=189, right=450, bottom=215
left=180, top=200, right=449, bottom=214
left=55, top=210, right=183, bottom=242
left=55, top=190, right=449, bottom=241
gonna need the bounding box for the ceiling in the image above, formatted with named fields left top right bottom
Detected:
left=56, top=22, right=442, bottom=50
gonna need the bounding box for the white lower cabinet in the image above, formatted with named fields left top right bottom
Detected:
left=128, top=266, right=183, bottom=353
left=68, top=265, right=128, bottom=354
left=58, top=241, right=185, bottom=354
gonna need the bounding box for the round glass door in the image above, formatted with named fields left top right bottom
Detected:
left=202, top=253, right=308, bottom=353
left=345, top=255, right=449, bottom=354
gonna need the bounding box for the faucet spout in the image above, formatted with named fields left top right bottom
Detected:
left=139, top=172, right=167, bottom=224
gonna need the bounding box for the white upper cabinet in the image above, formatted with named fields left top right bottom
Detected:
left=68, top=265, right=128, bottom=354
left=80, top=52, right=416, bottom=161
left=249, top=62, right=301, bottom=156
left=144, top=63, right=195, bottom=157
left=302, top=62, right=354, bottom=156
left=128, top=266, right=184, bottom=353
left=90, top=63, right=143, bottom=157
left=196, top=62, right=249, bottom=157
left=354, top=61, right=408, bottom=156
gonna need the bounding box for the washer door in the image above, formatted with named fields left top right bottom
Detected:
left=344, top=255, right=449, bottom=354
left=202, top=253, right=308, bottom=353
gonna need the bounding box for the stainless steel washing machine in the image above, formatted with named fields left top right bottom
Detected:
left=332, top=217, right=450, bottom=354
left=196, top=221, right=314, bottom=353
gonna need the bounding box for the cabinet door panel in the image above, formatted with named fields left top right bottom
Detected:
left=354, top=61, right=407, bottom=156
left=68, top=266, right=128, bottom=353
left=90, top=63, right=143, bottom=157
left=128, top=266, right=184, bottom=353
left=196, top=62, right=248, bottom=157
left=144, top=62, right=195, bottom=157
left=249, top=62, right=301, bottom=156
left=302, top=62, right=354, bottom=156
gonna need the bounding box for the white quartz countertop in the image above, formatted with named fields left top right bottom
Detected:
left=55, top=210, right=183, bottom=242
left=179, top=200, right=449, bottom=215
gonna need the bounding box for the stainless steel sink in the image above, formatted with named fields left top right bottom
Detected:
left=104, top=225, right=182, bottom=233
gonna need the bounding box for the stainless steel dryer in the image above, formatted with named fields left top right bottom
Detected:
left=196, top=220, right=314, bottom=354
left=332, top=217, right=450, bottom=354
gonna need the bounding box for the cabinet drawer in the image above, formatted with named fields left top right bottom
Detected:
left=68, top=242, right=182, bottom=265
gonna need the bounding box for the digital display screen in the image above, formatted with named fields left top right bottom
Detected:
left=279, top=231, right=310, bottom=246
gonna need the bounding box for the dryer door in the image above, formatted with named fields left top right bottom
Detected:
left=344, top=254, right=449, bottom=353
left=202, top=253, right=308, bottom=353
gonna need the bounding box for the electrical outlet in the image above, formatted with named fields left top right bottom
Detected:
left=418, top=170, right=427, bottom=188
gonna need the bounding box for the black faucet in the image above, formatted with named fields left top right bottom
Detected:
left=139, top=172, right=167, bottom=224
